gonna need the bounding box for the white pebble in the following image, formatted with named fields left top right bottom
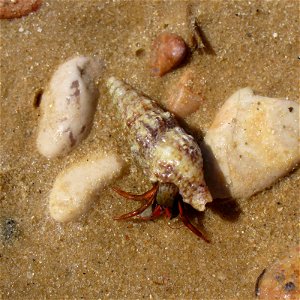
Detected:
left=49, top=152, right=124, bottom=222
left=36, top=56, right=104, bottom=158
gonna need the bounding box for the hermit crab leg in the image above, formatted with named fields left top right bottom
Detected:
left=178, top=199, right=210, bottom=243
left=112, top=184, right=158, bottom=201
left=113, top=183, right=159, bottom=220
left=113, top=194, right=156, bottom=220
left=138, top=204, right=165, bottom=221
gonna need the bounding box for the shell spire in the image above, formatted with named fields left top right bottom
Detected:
left=107, top=76, right=212, bottom=211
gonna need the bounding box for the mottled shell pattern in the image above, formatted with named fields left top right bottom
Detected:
left=107, top=77, right=212, bottom=211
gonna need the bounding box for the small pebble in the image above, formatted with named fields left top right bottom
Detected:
left=135, top=48, right=145, bottom=57
left=150, top=32, right=187, bottom=76
left=217, top=272, right=226, bottom=281
left=0, top=0, right=42, bottom=19
left=49, top=152, right=125, bottom=222
left=2, top=218, right=18, bottom=241
left=36, top=56, right=104, bottom=159
left=26, top=271, right=34, bottom=279
left=165, top=68, right=204, bottom=118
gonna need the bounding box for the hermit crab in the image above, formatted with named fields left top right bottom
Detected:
left=107, top=77, right=212, bottom=242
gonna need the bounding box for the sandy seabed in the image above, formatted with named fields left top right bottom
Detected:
left=0, top=1, right=299, bottom=299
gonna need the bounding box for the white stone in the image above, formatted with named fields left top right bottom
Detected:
left=49, top=152, right=124, bottom=222
left=36, top=56, right=104, bottom=158
left=202, top=87, right=299, bottom=199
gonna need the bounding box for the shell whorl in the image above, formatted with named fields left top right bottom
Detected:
left=107, top=77, right=176, bottom=160
left=107, top=76, right=212, bottom=211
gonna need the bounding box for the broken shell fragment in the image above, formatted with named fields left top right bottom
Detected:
left=49, top=153, right=124, bottom=222
left=36, top=56, right=104, bottom=159
left=0, top=0, right=42, bottom=19
left=165, top=68, right=204, bottom=118
left=256, top=245, right=300, bottom=299
left=203, top=87, right=300, bottom=199
left=150, top=32, right=187, bottom=76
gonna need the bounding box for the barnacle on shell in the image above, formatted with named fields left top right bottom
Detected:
left=107, top=77, right=212, bottom=211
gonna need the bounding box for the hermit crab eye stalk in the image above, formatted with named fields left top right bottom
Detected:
left=107, top=77, right=212, bottom=242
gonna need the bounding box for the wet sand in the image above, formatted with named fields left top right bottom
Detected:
left=0, top=1, right=299, bottom=299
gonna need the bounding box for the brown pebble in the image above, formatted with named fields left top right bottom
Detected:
left=135, top=48, right=145, bottom=57
left=0, top=0, right=41, bottom=19
left=150, top=32, right=187, bottom=76
left=257, top=245, right=300, bottom=299
left=165, top=68, right=204, bottom=118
